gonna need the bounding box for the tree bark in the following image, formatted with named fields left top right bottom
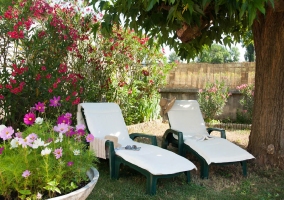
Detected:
left=248, top=5, right=284, bottom=168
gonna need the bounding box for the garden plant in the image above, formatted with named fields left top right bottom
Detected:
left=236, top=83, right=254, bottom=124
left=197, top=80, right=231, bottom=122
left=0, top=0, right=172, bottom=129
left=0, top=96, right=97, bottom=199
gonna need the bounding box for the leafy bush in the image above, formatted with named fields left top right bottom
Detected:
left=0, top=0, right=172, bottom=127
left=198, top=80, right=231, bottom=122
left=236, top=84, right=254, bottom=124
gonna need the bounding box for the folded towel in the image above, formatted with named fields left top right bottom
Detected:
left=90, top=137, right=107, bottom=159
left=104, top=135, right=121, bottom=148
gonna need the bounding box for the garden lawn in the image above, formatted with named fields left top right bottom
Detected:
left=86, top=121, right=284, bottom=200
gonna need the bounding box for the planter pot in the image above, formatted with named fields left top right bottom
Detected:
left=48, top=167, right=99, bottom=200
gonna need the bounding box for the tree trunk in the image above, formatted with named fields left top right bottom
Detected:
left=248, top=5, right=284, bottom=168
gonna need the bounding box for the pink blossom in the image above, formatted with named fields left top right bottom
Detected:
left=27, top=133, right=38, bottom=142
left=35, top=102, right=45, bottom=112
left=0, top=126, right=14, bottom=140
left=0, top=146, right=4, bottom=154
left=57, top=114, right=72, bottom=125
left=54, top=123, right=69, bottom=134
left=86, top=134, right=94, bottom=142
left=22, top=170, right=31, bottom=178
left=67, top=161, right=74, bottom=166
left=19, top=137, right=32, bottom=148
left=76, top=124, right=85, bottom=131
left=49, top=96, right=61, bottom=107
left=23, top=113, right=36, bottom=125
left=53, top=147, right=63, bottom=159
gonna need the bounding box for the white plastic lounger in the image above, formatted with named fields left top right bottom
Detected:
left=77, top=102, right=196, bottom=194
left=162, top=100, right=255, bottom=179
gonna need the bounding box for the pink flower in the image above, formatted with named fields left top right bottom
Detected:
left=53, top=147, right=63, bottom=159
left=49, top=96, right=61, bottom=107
left=23, top=113, right=36, bottom=125
left=86, top=134, right=94, bottom=142
left=35, top=102, right=45, bottom=112
left=19, top=137, right=32, bottom=148
left=76, top=124, right=85, bottom=131
left=54, top=123, right=69, bottom=134
left=27, top=133, right=38, bottom=142
left=22, top=170, right=31, bottom=178
left=0, top=146, right=4, bottom=154
left=57, top=114, right=72, bottom=125
left=67, top=161, right=74, bottom=166
left=0, top=126, right=14, bottom=140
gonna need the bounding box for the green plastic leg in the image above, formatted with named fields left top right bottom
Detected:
left=185, top=171, right=191, bottom=183
left=114, top=162, right=121, bottom=179
left=200, top=161, right=209, bottom=179
left=147, top=174, right=158, bottom=195
left=241, top=161, right=247, bottom=177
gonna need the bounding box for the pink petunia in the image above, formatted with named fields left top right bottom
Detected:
left=0, top=126, right=14, bottom=140
left=23, top=113, right=36, bottom=125
left=86, top=134, right=94, bottom=142
left=22, top=170, right=31, bottom=178
left=49, top=96, right=61, bottom=107
left=53, top=123, right=69, bottom=134
left=35, top=102, right=45, bottom=112
left=53, top=147, right=63, bottom=159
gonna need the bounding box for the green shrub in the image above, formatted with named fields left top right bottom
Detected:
left=197, top=80, right=230, bottom=122
left=236, top=84, right=254, bottom=124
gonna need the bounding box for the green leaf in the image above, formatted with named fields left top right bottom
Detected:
left=19, top=190, right=31, bottom=195
left=146, top=0, right=157, bottom=11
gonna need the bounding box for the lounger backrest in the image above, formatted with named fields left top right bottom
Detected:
left=79, top=103, right=132, bottom=143
left=167, top=100, right=209, bottom=137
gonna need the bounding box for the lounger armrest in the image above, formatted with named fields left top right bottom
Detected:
left=162, top=129, right=184, bottom=156
left=129, top=133, right=158, bottom=146
left=207, top=127, right=226, bottom=139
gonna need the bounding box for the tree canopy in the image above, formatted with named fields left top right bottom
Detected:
left=196, top=44, right=240, bottom=63
left=93, top=0, right=271, bottom=59
left=91, top=0, right=284, bottom=168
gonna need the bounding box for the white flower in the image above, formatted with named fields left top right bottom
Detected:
left=55, top=133, right=63, bottom=143
left=37, top=192, right=42, bottom=199
left=10, top=137, right=20, bottom=148
left=41, top=147, right=52, bottom=156
left=32, top=138, right=45, bottom=149
left=35, top=117, right=43, bottom=124
left=73, top=149, right=80, bottom=156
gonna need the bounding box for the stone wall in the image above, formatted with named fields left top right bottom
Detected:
left=159, top=62, right=255, bottom=120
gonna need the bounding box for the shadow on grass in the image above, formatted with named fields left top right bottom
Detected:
left=87, top=158, right=284, bottom=200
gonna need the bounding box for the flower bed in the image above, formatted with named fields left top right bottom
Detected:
left=0, top=97, right=97, bottom=199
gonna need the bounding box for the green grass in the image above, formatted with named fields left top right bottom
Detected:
left=86, top=129, right=284, bottom=200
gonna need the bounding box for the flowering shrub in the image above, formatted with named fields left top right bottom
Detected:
left=0, top=0, right=172, bottom=127
left=0, top=97, right=97, bottom=199
left=236, top=84, right=254, bottom=124
left=198, top=80, right=231, bottom=122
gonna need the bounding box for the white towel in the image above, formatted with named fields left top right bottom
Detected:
left=90, top=138, right=107, bottom=159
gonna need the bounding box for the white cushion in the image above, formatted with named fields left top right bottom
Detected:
left=184, top=137, right=255, bottom=164
left=79, top=102, right=196, bottom=175
left=167, top=100, right=255, bottom=164
left=168, top=100, right=209, bottom=138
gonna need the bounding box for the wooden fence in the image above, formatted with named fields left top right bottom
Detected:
left=165, top=62, right=255, bottom=90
